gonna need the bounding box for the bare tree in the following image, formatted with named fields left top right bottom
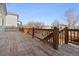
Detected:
left=25, top=21, right=35, bottom=28
left=25, top=21, right=45, bottom=28
left=64, top=9, right=79, bottom=27
left=34, top=22, right=45, bottom=28
left=51, top=19, right=59, bottom=28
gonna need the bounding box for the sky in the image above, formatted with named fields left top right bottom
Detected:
left=6, top=3, right=79, bottom=25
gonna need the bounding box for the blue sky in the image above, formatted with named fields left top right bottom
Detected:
left=6, top=3, right=79, bottom=25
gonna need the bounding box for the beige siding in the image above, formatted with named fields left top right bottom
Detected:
left=0, top=17, right=2, bottom=26
left=6, top=14, right=18, bottom=27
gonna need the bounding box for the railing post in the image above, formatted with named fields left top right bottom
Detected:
left=53, top=27, right=59, bottom=49
left=65, top=27, right=68, bottom=44
left=32, top=27, right=34, bottom=38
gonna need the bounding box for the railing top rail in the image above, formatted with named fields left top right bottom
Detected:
left=34, top=28, right=54, bottom=31
left=68, top=29, right=79, bottom=31
left=59, top=27, right=66, bottom=33
left=23, top=27, right=54, bottom=31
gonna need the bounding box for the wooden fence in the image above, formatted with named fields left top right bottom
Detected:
left=20, top=27, right=79, bottom=50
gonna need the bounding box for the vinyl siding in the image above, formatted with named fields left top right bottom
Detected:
left=6, top=14, right=18, bottom=27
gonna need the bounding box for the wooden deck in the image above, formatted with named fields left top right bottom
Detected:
left=0, top=31, right=79, bottom=56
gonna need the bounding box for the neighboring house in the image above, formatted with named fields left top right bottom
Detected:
left=41, top=26, right=52, bottom=29
left=51, top=24, right=67, bottom=30
left=58, top=24, right=67, bottom=30
left=52, top=24, right=79, bottom=29
left=0, top=3, right=6, bottom=27
left=0, top=12, right=19, bottom=27
left=0, top=3, right=21, bottom=27
left=0, top=3, right=22, bottom=31
left=6, top=12, right=19, bottom=27
left=68, top=25, right=79, bottom=29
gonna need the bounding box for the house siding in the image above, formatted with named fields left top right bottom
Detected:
left=6, top=14, right=18, bottom=27
left=0, top=17, right=2, bottom=26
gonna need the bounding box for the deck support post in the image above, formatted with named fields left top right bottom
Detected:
left=32, top=27, right=34, bottom=38
left=65, top=27, right=69, bottom=44
left=53, top=27, right=59, bottom=50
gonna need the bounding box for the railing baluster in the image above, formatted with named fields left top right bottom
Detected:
left=65, top=27, right=68, bottom=44
left=77, top=31, right=79, bottom=38
left=74, top=31, right=75, bottom=40
left=32, top=27, right=34, bottom=38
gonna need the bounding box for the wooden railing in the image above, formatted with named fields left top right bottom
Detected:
left=59, top=28, right=65, bottom=45
left=68, top=29, right=79, bottom=43
left=59, top=27, right=69, bottom=45
left=20, top=27, right=79, bottom=50
left=59, top=27, right=79, bottom=45
left=28, top=27, right=59, bottom=49
left=42, top=27, right=59, bottom=49
left=30, top=28, right=54, bottom=39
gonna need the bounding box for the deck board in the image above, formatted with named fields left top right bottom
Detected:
left=59, top=44, right=79, bottom=56
left=0, top=32, right=79, bottom=56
